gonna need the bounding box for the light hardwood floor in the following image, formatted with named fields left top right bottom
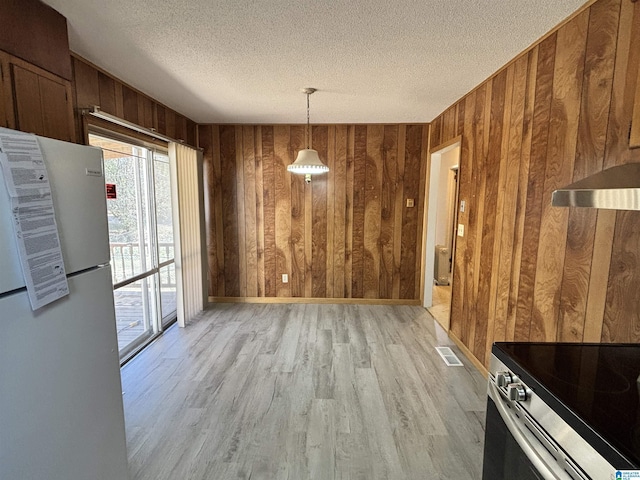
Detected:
left=121, top=304, right=487, bottom=480
left=428, top=285, right=452, bottom=331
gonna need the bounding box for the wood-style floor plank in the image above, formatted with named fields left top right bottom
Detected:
left=122, top=303, right=486, bottom=480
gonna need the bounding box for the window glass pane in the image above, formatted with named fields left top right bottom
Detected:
left=159, top=263, right=177, bottom=322
left=113, top=276, right=156, bottom=355
left=90, top=135, right=153, bottom=283
left=154, top=152, right=174, bottom=263
left=135, top=146, right=153, bottom=271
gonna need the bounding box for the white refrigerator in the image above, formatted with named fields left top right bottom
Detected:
left=0, top=128, right=129, bottom=480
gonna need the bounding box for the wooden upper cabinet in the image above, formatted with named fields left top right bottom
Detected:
left=0, top=0, right=72, bottom=81
left=631, top=63, right=640, bottom=148
left=1, top=53, right=76, bottom=143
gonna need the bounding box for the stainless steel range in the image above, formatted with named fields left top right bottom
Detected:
left=482, top=343, right=640, bottom=480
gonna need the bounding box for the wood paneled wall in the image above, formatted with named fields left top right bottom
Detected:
left=198, top=124, right=429, bottom=301
left=431, top=0, right=640, bottom=368
left=72, top=55, right=197, bottom=147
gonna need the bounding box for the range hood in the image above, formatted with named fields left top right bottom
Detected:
left=552, top=163, right=640, bottom=210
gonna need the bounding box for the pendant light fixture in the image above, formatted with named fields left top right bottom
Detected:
left=287, top=87, right=329, bottom=183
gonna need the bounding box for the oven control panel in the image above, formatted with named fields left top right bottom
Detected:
left=488, top=354, right=617, bottom=480
left=492, top=369, right=532, bottom=403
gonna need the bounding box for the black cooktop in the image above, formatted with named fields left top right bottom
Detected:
left=493, top=342, right=640, bottom=470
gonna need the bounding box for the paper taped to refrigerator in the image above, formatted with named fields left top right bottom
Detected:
left=0, top=130, right=68, bottom=310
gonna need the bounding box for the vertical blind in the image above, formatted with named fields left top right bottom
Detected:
left=169, top=142, right=206, bottom=327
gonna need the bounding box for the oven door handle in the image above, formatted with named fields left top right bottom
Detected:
left=488, top=382, right=561, bottom=480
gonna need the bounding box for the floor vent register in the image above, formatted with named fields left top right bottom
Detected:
left=435, top=346, right=464, bottom=367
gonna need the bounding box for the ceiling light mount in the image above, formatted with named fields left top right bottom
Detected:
left=287, top=87, right=328, bottom=183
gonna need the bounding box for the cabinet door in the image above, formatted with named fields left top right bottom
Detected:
left=10, top=61, right=75, bottom=142
left=11, top=64, right=44, bottom=134
left=38, top=75, right=74, bottom=142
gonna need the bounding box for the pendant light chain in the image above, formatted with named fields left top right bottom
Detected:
left=306, top=92, right=310, bottom=149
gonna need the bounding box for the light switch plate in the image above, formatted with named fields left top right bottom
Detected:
left=282, top=274, right=288, bottom=283
left=460, top=200, right=466, bottom=213
left=457, top=224, right=465, bottom=237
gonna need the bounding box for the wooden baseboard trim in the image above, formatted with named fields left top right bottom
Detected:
left=207, top=296, right=421, bottom=306
left=448, top=331, right=489, bottom=379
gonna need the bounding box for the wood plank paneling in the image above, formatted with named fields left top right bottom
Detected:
left=333, top=126, right=348, bottom=297
left=262, top=127, right=277, bottom=297
left=114, top=82, right=124, bottom=118
left=430, top=116, right=442, bottom=149
left=312, top=126, right=329, bottom=298
left=492, top=55, right=528, bottom=348
left=212, top=126, right=225, bottom=296
left=584, top=209, right=616, bottom=342
left=156, top=105, right=166, bottom=135
left=235, top=128, right=247, bottom=297
left=73, top=58, right=99, bottom=108
left=415, top=126, right=429, bottom=299
left=602, top=211, right=640, bottom=342
left=352, top=126, right=367, bottom=298
left=474, top=69, right=507, bottom=363
left=290, top=126, right=306, bottom=297
left=439, top=0, right=640, bottom=369
left=379, top=126, right=398, bottom=299
left=506, top=48, right=538, bottom=342
left=605, top=0, right=640, bottom=164
left=98, top=72, right=117, bottom=116
left=220, top=125, right=240, bottom=297
left=475, top=66, right=515, bottom=366
left=165, top=109, right=176, bottom=140
left=514, top=34, right=557, bottom=342
left=201, top=124, right=428, bottom=300
left=559, top=0, right=619, bottom=342
left=326, top=127, right=336, bottom=298
left=364, top=125, right=383, bottom=298
left=243, top=126, right=258, bottom=297
left=464, top=83, right=490, bottom=351
left=632, top=67, right=640, bottom=147
left=71, top=56, right=198, bottom=146
left=274, top=126, right=292, bottom=298
left=122, top=85, right=139, bottom=125
left=345, top=126, right=356, bottom=298
left=399, top=125, right=424, bottom=299
left=199, top=125, right=218, bottom=297
left=449, top=92, right=476, bottom=342
left=392, top=125, right=406, bottom=299
left=530, top=11, right=588, bottom=342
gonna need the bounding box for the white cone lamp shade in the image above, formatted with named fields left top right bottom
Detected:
left=287, top=149, right=329, bottom=174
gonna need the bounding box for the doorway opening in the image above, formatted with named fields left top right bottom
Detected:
left=423, top=138, right=461, bottom=332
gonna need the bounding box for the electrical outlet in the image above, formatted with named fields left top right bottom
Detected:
left=282, top=274, right=288, bottom=283
left=406, top=198, right=415, bottom=207
left=457, top=224, right=465, bottom=237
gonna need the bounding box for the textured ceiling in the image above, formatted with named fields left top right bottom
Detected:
left=42, top=0, right=586, bottom=124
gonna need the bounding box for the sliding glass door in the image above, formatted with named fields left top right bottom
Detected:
left=153, top=151, right=177, bottom=327
left=89, top=134, right=176, bottom=360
